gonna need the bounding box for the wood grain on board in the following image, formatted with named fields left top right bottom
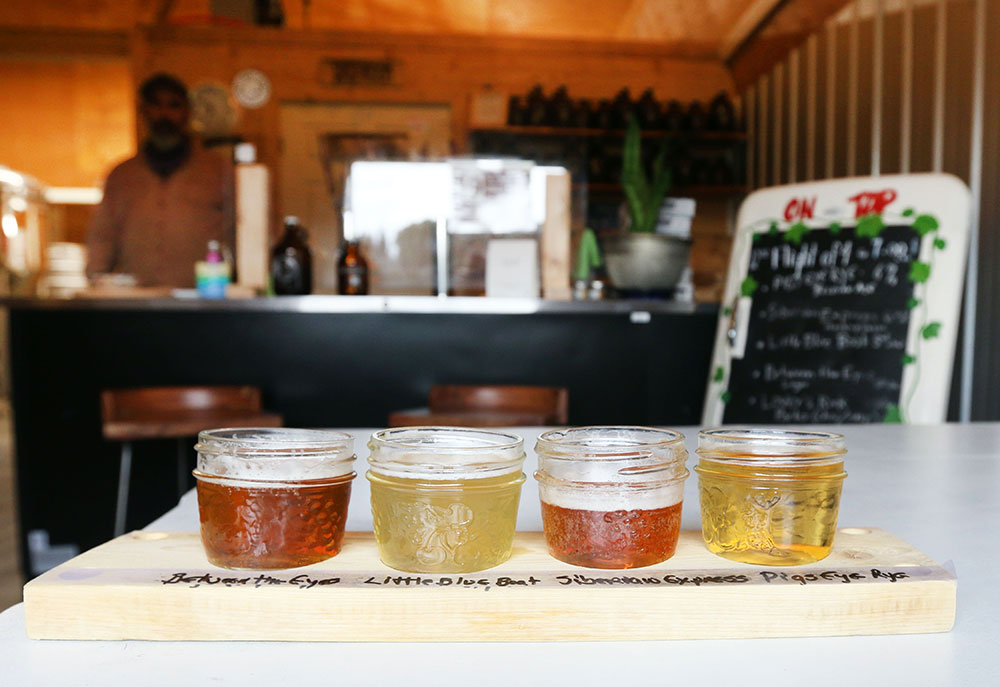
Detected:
left=24, top=528, right=955, bottom=642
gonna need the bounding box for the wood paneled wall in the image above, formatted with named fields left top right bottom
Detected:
left=133, top=25, right=736, bottom=249
left=744, top=0, right=1000, bottom=421
left=0, top=58, right=135, bottom=187
left=133, top=25, right=735, bottom=160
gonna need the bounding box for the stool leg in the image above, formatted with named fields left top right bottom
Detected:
left=176, top=438, right=189, bottom=500
left=114, top=441, right=132, bottom=537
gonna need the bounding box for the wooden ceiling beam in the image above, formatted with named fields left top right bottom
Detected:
left=726, top=0, right=853, bottom=90
left=720, top=0, right=786, bottom=61
left=0, top=27, right=130, bottom=58
left=136, top=23, right=727, bottom=61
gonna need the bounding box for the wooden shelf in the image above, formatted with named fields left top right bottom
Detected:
left=470, top=125, right=746, bottom=141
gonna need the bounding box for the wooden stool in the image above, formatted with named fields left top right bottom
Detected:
left=389, top=385, right=568, bottom=428
left=100, top=386, right=283, bottom=536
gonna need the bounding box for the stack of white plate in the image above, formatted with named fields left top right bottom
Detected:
left=41, top=242, right=88, bottom=297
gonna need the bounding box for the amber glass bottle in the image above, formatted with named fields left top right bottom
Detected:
left=270, top=216, right=312, bottom=295
left=337, top=240, right=369, bottom=295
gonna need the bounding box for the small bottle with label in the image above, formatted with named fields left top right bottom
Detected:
left=337, top=240, right=369, bottom=295
left=195, top=240, right=230, bottom=299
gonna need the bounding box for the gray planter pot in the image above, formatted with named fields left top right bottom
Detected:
left=602, top=233, right=691, bottom=292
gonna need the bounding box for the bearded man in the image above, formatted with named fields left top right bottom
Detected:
left=86, top=73, right=234, bottom=288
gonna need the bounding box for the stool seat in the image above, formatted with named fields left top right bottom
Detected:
left=100, top=386, right=283, bottom=536
left=389, top=385, right=568, bottom=428
left=102, top=412, right=282, bottom=440
left=388, top=409, right=551, bottom=428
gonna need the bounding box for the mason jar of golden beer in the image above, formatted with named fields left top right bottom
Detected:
left=194, top=428, right=356, bottom=570
left=695, top=428, right=847, bottom=566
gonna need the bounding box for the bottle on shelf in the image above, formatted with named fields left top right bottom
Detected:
left=636, top=89, right=661, bottom=130
left=662, top=100, right=686, bottom=131
left=195, top=240, right=231, bottom=299
left=550, top=86, right=575, bottom=127
left=708, top=92, right=737, bottom=131
left=525, top=85, right=549, bottom=127
left=591, top=99, right=613, bottom=129
left=507, top=95, right=527, bottom=126
left=685, top=101, right=708, bottom=132
left=610, top=88, right=634, bottom=129
left=270, top=216, right=313, bottom=295
left=337, top=240, right=370, bottom=295
left=572, top=99, right=592, bottom=128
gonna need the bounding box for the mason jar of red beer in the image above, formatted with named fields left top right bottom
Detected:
left=194, top=428, right=356, bottom=569
left=535, top=426, right=689, bottom=569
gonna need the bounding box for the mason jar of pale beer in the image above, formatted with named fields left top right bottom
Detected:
left=194, top=428, right=356, bottom=569
left=367, top=427, right=526, bottom=573
left=535, top=426, right=689, bottom=569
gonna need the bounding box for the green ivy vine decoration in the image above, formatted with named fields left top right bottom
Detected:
left=896, top=208, right=945, bottom=423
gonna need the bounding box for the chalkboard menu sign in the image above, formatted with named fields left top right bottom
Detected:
left=703, top=175, right=970, bottom=425
left=723, top=226, right=920, bottom=423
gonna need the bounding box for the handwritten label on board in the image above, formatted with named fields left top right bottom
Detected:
left=151, top=567, right=930, bottom=588
left=39, top=565, right=951, bottom=590
left=724, top=225, right=921, bottom=423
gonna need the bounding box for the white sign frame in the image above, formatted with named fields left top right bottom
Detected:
left=703, top=173, right=970, bottom=425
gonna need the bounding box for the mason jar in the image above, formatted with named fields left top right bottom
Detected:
left=193, top=428, right=356, bottom=570
left=534, top=426, right=689, bottom=569
left=367, top=427, right=526, bottom=573
left=695, top=428, right=847, bottom=566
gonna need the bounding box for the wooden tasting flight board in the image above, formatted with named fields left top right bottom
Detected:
left=24, top=529, right=955, bottom=642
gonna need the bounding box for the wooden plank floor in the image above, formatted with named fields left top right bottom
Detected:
left=0, top=399, right=24, bottom=611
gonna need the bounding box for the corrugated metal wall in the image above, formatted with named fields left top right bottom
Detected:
left=745, top=0, right=999, bottom=421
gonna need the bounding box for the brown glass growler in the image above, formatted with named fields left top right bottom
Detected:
left=337, top=240, right=369, bottom=295
left=270, top=216, right=312, bottom=295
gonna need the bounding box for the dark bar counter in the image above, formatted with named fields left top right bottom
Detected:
left=3, top=295, right=717, bottom=575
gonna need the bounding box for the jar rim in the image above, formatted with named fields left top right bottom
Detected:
left=696, top=427, right=846, bottom=462
left=536, top=426, right=686, bottom=461
left=368, top=426, right=525, bottom=478
left=195, top=427, right=355, bottom=458
left=370, top=426, right=523, bottom=452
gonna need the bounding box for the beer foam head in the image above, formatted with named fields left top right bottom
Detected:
left=367, top=427, right=525, bottom=480
left=534, top=426, right=688, bottom=510
left=195, top=428, right=356, bottom=482
left=536, top=477, right=685, bottom=511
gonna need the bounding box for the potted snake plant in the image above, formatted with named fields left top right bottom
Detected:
left=602, top=114, right=691, bottom=293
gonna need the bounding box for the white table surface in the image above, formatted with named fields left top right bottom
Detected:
left=3, top=424, right=999, bottom=686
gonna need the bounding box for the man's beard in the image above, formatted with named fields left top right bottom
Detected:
left=143, top=129, right=192, bottom=179
left=146, top=119, right=185, bottom=152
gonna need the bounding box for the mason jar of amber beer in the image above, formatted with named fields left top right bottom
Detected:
left=194, top=428, right=356, bottom=569
left=367, top=427, right=526, bottom=573
left=695, top=428, right=847, bottom=566
left=535, top=426, right=689, bottom=569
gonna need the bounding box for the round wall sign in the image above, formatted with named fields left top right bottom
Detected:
left=190, top=82, right=238, bottom=136
left=232, top=69, right=272, bottom=109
